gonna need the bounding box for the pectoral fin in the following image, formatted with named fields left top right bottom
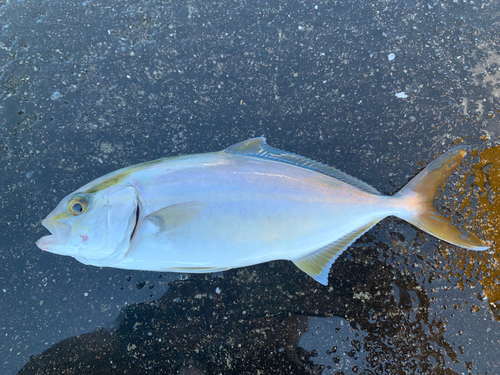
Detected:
left=293, top=219, right=381, bottom=286
left=145, top=201, right=206, bottom=232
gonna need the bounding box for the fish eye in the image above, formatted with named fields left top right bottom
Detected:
left=68, top=194, right=88, bottom=216
left=72, top=203, right=83, bottom=214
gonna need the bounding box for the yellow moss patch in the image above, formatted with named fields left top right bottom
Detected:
left=455, top=145, right=500, bottom=316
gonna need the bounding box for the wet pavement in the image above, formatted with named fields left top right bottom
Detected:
left=1, top=0, right=500, bottom=373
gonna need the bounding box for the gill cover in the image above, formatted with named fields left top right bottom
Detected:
left=73, top=185, right=139, bottom=266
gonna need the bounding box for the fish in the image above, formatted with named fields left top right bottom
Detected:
left=36, top=137, right=489, bottom=285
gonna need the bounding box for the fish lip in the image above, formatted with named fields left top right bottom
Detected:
left=36, top=219, right=71, bottom=251
left=36, top=233, right=58, bottom=250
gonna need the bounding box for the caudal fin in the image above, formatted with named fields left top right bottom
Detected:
left=396, top=147, right=489, bottom=251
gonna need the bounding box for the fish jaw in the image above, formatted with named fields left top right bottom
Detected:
left=36, top=218, right=72, bottom=253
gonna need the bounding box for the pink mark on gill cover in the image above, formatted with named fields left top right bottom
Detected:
left=80, top=234, right=89, bottom=243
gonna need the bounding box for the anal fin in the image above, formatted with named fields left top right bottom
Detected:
left=293, top=219, right=381, bottom=286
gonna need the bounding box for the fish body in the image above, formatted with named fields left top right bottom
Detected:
left=37, top=138, right=488, bottom=285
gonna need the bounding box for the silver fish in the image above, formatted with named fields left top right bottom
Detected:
left=37, top=138, right=488, bottom=285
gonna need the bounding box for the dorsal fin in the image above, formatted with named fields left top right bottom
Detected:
left=293, top=218, right=381, bottom=285
left=224, top=137, right=381, bottom=195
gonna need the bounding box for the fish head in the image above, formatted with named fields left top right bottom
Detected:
left=37, top=184, right=139, bottom=266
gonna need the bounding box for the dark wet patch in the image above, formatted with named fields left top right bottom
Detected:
left=18, top=241, right=476, bottom=374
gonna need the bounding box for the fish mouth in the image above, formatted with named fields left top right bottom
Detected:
left=36, top=219, right=71, bottom=252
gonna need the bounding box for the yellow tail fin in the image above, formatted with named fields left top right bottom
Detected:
left=396, top=147, right=489, bottom=250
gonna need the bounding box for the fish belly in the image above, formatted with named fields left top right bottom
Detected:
left=118, top=153, right=392, bottom=271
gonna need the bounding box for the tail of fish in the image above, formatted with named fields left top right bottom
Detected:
left=290, top=144, right=488, bottom=286
left=395, top=146, right=489, bottom=251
